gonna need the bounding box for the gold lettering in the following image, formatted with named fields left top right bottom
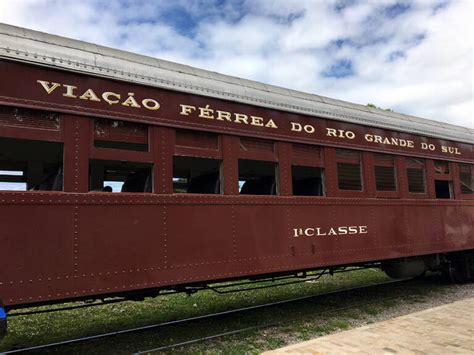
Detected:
left=326, top=128, right=337, bottom=137
left=338, top=226, right=348, bottom=235
left=234, top=113, right=248, bottom=124
left=250, top=116, right=264, bottom=126
left=180, top=104, right=196, bottom=115
left=365, top=134, right=373, bottom=142
left=121, top=92, right=140, bottom=108
left=304, top=228, right=315, bottom=237
left=142, top=98, right=160, bottom=110
left=79, top=89, right=101, bottom=102
left=102, top=92, right=121, bottom=105
left=198, top=105, right=214, bottom=119
left=265, top=119, right=278, bottom=129
left=216, top=110, right=232, bottom=121
left=315, top=228, right=326, bottom=236
left=291, top=122, right=302, bottom=132
left=62, top=84, right=77, bottom=98
left=348, top=226, right=358, bottom=234
left=37, top=80, right=61, bottom=94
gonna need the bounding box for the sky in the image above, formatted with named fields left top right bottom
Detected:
left=0, top=0, right=473, bottom=128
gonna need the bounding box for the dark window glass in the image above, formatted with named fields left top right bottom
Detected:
left=0, top=137, right=63, bottom=191
left=375, top=166, right=397, bottom=191
left=292, top=166, right=324, bottom=196
left=239, top=159, right=278, bottom=195
left=459, top=164, right=473, bottom=194
left=173, top=156, right=221, bottom=194
left=337, top=163, right=362, bottom=191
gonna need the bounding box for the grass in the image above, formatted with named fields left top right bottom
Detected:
left=0, top=268, right=453, bottom=354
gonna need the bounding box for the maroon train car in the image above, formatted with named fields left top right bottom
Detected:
left=0, top=25, right=473, bottom=335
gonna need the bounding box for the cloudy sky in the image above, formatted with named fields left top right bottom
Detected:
left=0, top=0, right=472, bottom=128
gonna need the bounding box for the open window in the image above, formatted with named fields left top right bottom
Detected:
left=459, top=164, right=473, bottom=195
left=239, top=159, right=278, bottom=195
left=173, top=156, right=221, bottom=194
left=0, top=137, right=63, bottom=191
left=89, top=160, right=152, bottom=193
left=292, top=165, right=324, bottom=196
left=433, top=160, right=452, bottom=199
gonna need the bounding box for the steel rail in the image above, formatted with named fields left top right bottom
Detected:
left=2, top=278, right=413, bottom=354
left=134, top=290, right=410, bottom=354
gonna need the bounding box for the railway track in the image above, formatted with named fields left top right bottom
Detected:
left=3, top=278, right=415, bottom=354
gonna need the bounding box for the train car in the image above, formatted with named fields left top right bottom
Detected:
left=0, top=24, right=473, bottom=336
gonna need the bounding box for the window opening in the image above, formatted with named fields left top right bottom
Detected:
left=459, top=164, right=473, bottom=194
left=0, top=137, right=63, bottom=191
left=292, top=165, right=324, bottom=196
left=239, top=159, right=278, bottom=195
left=434, top=160, right=450, bottom=174
left=435, top=180, right=452, bottom=199
left=406, top=158, right=426, bottom=193
left=89, top=160, right=152, bottom=193
left=94, top=118, right=148, bottom=152
left=173, top=156, right=221, bottom=194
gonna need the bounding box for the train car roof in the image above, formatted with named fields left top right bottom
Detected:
left=0, top=23, right=473, bottom=144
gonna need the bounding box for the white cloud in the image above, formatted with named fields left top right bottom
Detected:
left=0, top=0, right=472, bottom=128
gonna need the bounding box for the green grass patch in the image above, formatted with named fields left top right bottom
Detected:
left=0, top=268, right=453, bottom=354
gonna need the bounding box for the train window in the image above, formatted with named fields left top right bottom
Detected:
left=459, top=164, right=473, bottom=194
left=435, top=180, right=452, bottom=199
left=89, top=160, right=152, bottom=192
left=0, top=137, right=63, bottom=191
left=374, top=154, right=396, bottom=191
left=94, top=119, right=148, bottom=152
left=292, top=165, right=324, bottom=196
left=406, top=158, right=426, bottom=193
left=434, top=160, right=450, bottom=174
left=239, top=159, right=278, bottom=195
left=173, top=156, right=221, bottom=194
left=336, top=149, right=362, bottom=191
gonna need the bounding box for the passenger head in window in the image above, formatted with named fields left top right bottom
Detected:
left=102, top=186, right=113, bottom=192
left=121, top=170, right=151, bottom=192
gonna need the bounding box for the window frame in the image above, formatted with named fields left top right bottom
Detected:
left=405, top=157, right=429, bottom=198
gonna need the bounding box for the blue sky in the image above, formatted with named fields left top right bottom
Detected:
left=0, top=0, right=472, bottom=128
